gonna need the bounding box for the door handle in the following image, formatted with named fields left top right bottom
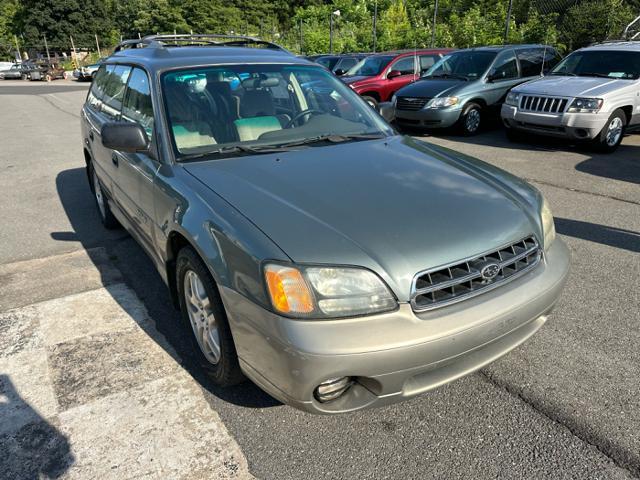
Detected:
left=112, top=153, right=119, bottom=167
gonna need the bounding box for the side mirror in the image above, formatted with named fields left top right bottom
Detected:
left=387, top=70, right=403, bottom=79
left=101, top=122, right=149, bottom=153
left=334, top=68, right=346, bottom=76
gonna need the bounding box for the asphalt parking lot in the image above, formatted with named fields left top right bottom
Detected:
left=0, top=79, right=638, bottom=479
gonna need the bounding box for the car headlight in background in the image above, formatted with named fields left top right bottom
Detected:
left=505, top=91, right=521, bottom=106
left=427, top=96, right=459, bottom=109
left=541, top=197, right=556, bottom=252
left=567, top=97, right=603, bottom=113
left=264, top=263, right=397, bottom=318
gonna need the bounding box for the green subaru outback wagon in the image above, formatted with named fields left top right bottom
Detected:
left=81, top=34, right=570, bottom=414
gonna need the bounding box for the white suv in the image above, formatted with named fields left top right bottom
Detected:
left=501, top=41, right=640, bottom=152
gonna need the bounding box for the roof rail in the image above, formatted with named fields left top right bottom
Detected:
left=113, top=34, right=289, bottom=53
left=587, top=39, right=640, bottom=46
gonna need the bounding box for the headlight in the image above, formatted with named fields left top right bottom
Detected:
left=505, top=91, right=521, bottom=106
left=541, top=197, right=556, bottom=251
left=427, top=96, right=459, bottom=109
left=264, top=263, right=397, bottom=318
left=567, top=97, right=603, bottom=113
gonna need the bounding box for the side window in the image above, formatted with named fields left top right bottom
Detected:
left=122, top=68, right=154, bottom=141
left=419, top=55, right=439, bottom=74
left=516, top=48, right=545, bottom=77
left=101, top=65, right=132, bottom=120
left=390, top=56, right=415, bottom=76
left=336, top=57, right=357, bottom=72
left=87, top=65, right=108, bottom=111
left=489, top=50, right=518, bottom=80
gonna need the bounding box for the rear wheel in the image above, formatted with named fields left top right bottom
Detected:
left=90, top=163, right=119, bottom=229
left=593, top=109, right=626, bottom=153
left=176, top=247, right=244, bottom=386
left=458, top=102, right=482, bottom=136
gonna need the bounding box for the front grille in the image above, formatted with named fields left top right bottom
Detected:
left=411, top=236, right=541, bottom=312
left=397, top=96, right=430, bottom=111
left=519, top=95, right=568, bottom=114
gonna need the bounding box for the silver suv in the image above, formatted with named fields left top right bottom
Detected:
left=501, top=41, right=640, bottom=152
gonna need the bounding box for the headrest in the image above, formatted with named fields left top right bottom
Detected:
left=241, top=77, right=280, bottom=89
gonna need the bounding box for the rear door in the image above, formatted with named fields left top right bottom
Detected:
left=117, top=67, right=159, bottom=247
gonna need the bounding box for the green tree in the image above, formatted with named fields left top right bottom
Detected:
left=561, top=0, right=634, bottom=49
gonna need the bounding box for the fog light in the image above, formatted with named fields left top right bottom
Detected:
left=314, top=377, right=353, bottom=403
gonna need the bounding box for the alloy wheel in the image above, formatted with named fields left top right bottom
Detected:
left=465, top=109, right=481, bottom=133
left=183, top=270, right=221, bottom=364
left=606, top=117, right=623, bottom=147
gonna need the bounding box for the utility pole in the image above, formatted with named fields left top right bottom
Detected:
left=299, top=18, right=303, bottom=54
left=373, top=0, right=377, bottom=53
left=43, top=34, right=50, bottom=61
left=95, top=34, right=102, bottom=57
left=431, top=0, right=439, bottom=47
left=14, top=34, right=22, bottom=62
left=504, top=0, right=513, bottom=44
left=329, top=10, right=340, bottom=54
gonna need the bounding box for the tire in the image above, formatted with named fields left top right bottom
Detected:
left=21, top=74, right=27, bottom=81
left=176, top=247, right=245, bottom=386
left=592, top=109, right=626, bottom=153
left=90, top=162, right=120, bottom=229
left=362, top=95, right=378, bottom=110
left=45, top=74, right=52, bottom=82
left=458, top=102, right=482, bottom=136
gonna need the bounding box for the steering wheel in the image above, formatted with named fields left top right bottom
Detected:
left=285, top=109, right=324, bottom=129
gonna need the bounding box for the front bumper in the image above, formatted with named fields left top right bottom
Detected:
left=501, top=104, right=609, bottom=140
left=221, top=238, right=570, bottom=414
left=394, top=107, right=461, bottom=129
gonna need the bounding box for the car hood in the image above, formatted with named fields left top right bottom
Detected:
left=340, top=75, right=380, bottom=88
left=396, top=78, right=465, bottom=98
left=514, top=76, right=633, bottom=97
left=184, top=136, right=540, bottom=301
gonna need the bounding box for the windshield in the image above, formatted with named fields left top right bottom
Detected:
left=345, top=56, right=394, bottom=77
left=550, top=50, right=640, bottom=79
left=423, top=51, right=497, bottom=80
left=162, top=65, right=392, bottom=159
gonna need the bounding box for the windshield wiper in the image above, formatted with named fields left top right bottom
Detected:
left=179, top=144, right=284, bottom=161
left=549, top=71, right=577, bottom=76
left=273, top=133, right=386, bottom=149
left=577, top=72, right=613, bottom=78
left=428, top=73, right=469, bottom=81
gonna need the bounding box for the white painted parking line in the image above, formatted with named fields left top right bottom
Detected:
left=0, top=250, right=252, bottom=479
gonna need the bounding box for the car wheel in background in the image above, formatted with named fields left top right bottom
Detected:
left=176, top=247, right=245, bottom=386
left=90, top=163, right=120, bottom=229
left=21, top=74, right=27, bottom=81
left=593, top=109, right=626, bottom=153
left=362, top=95, right=379, bottom=110
left=458, top=102, right=482, bottom=136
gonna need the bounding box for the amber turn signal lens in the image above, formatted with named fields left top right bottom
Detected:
left=264, top=265, right=315, bottom=314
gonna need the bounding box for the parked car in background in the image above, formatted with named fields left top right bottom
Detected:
left=340, top=49, right=453, bottom=108
left=29, top=62, right=66, bottom=81
left=310, top=54, right=369, bottom=76
left=501, top=41, right=640, bottom=152
left=0, top=61, right=14, bottom=73
left=73, top=58, right=106, bottom=81
left=0, top=63, right=23, bottom=80
left=392, top=45, right=561, bottom=135
left=82, top=34, right=569, bottom=414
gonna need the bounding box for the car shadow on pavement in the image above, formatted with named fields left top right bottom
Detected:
left=54, top=167, right=280, bottom=410
left=555, top=217, right=640, bottom=253
left=0, top=375, right=74, bottom=478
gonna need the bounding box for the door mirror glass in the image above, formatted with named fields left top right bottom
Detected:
left=101, top=122, right=149, bottom=152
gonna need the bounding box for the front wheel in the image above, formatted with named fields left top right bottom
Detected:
left=458, top=102, right=482, bottom=136
left=593, top=109, right=626, bottom=153
left=177, top=247, right=244, bottom=386
left=362, top=95, right=378, bottom=110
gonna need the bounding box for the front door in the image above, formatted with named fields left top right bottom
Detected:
left=482, top=49, right=522, bottom=107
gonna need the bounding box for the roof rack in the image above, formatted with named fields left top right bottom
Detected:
left=113, top=34, right=289, bottom=53
left=587, top=39, right=640, bottom=46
